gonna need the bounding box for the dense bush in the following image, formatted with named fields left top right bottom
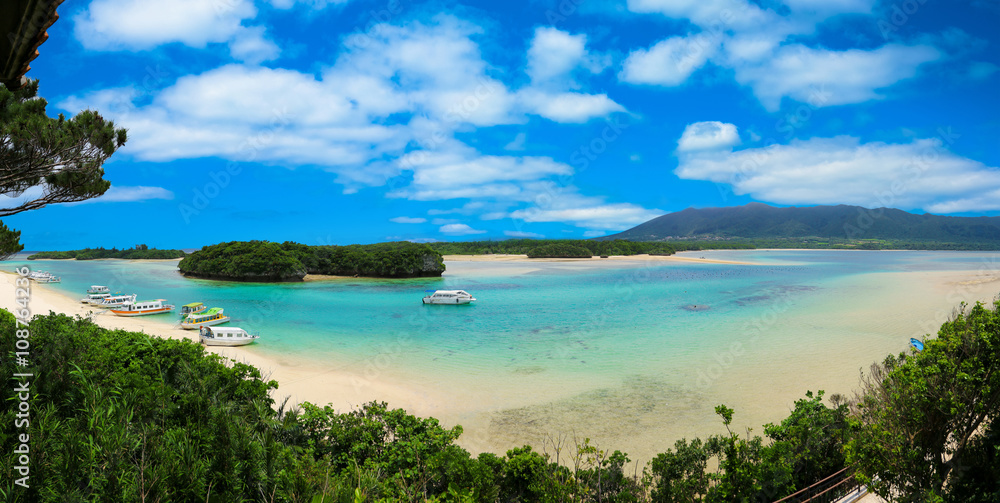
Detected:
left=28, top=244, right=185, bottom=260
left=179, top=240, right=445, bottom=281
left=526, top=243, right=593, bottom=258
left=179, top=240, right=307, bottom=281
left=281, top=241, right=445, bottom=278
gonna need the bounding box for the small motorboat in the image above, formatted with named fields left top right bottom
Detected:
left=422, top=290, right=476, bottom=305
left=180, top=302, right=208, bottom=317
left=180, top=307, right=231, bottom=330
left=910, top=338, right=924, bottom=352
left=199, top=326, right=259, bottom=347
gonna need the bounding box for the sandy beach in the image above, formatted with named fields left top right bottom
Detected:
left=1, top=271, right=455, bottom=420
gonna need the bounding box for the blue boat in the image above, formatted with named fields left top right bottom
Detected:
left=910, top=338, right=924, bottom=351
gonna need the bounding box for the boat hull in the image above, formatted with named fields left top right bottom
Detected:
left=422, top=297, right=475, bottom=305
left=180, top=316, right=231, bottom=330
left=200, top=335, right=258, bottom=347
left=110, top=307, right=174, bottom=317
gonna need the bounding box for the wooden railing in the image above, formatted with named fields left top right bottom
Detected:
left=772, top=467, right=863, bottom=503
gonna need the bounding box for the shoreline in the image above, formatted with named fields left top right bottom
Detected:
left=8, top=257, right=1000, bottom=465
left=441, top=252, right=757, bottom=265
left=0, top=270, right=456, bottom=426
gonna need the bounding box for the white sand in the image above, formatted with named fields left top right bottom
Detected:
left=442, top=252, right=757, bottom=265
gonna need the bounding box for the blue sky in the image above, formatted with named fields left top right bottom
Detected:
left=5, top=0, right=999, bottom=249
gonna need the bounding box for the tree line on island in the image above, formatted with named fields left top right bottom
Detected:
left=178, top=241, right=447, bottom=281
left=27, top=244, right=186, bottom=260
left=3, top=299, right=998, bottom=502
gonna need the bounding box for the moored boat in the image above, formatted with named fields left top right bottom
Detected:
left=97, top=293, right=137, bottom=309
left=422, top=290, right=476, bottom=305
left=81, top=292, right=112, bottom=304
left=180, top=307, right=230, bottom=330
left=110, top=299, right=175, bottom=317
left=180, top=302, right=208, bottom=317
left=88, top=285, right=110, bottom=294
left=199, top=326, right=258, bottom=346
left=29, top=271, right=61, bottom=283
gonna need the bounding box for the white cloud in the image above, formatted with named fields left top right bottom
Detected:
left=733, top=43, right=941, bottom=111
left=267, top=0, right=352, bottom=9
left=621, top=0, right=940, bottom=110
left=390, top=217, right=427, bottom=224
left=74, top=0, right=276, bottom=62
left=440, top=223, right=486, bottom=235
left=583, top=230, right=608, bottom=238
left=510, top=194, right=663, bottom=230
left=72, top=185, right=174, bottom=204
left=626, top=0, right=774, bottom=30
left=619, top=34, right=718, bottom=86
left=526, top=27, right=608, bottom=86
left=677, top=121, right=740, bottom=152
left=61, top=14, right=643, bottom=233
left=228, top=26, right=280, bottom=64
left=519, top=91, right=625, bottom=123
left=674, top=134, right=1000, bottom=213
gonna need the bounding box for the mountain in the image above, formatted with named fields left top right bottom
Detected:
left=604, top=203, right=1000, bottom=244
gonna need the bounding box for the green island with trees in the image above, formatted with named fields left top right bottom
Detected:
left=27, top=244, right=186, bottom=260
left=178, top=240, right=446, bottom=282
left=3, top=298, right=998, bottom=502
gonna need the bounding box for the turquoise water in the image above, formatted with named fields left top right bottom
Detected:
left=15, top=250, right=1000, bottom=460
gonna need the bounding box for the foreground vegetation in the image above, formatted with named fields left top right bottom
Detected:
left=178, top=240, right=445, bottom=281
left=2, top=298, right=998, bottom=502
left=27, top=244, right=185, bottom=260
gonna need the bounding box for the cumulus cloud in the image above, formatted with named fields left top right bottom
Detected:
left=733, top=44, right=941, bottom=111
left=440, top=223, right=487, bottom=235
left=74, top=0, right=277, bottom=62
left=61, top=14, right=647, bottom=232
left=519, top=91, right=625, bottom=123
left=527, top=27, right=608, bottom=86
left=674, top=134, right=1000, bottom=213
left=509, top=194, right=663, bottom=230
left=619, top=34, right=718, bottom=86
left=620, top=0, right=942, bottom=110
left=677, top=121, right=740, bottom=152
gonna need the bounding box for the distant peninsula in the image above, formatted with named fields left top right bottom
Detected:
left=429, top=239, right=700, bottom=257
left=603, top=203, right=1000, bottom=250
left=28, top=244, right=187, bottom=260
left=178, top=240, right=445, bottom=282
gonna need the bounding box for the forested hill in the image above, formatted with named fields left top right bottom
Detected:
left=178, top=241, right=445, bottom=281
left=604, top=203, right=1000, bottom=246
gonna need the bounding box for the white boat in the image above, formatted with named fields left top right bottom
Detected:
left=180, top=302, right=208, bottom=317
left=180, top=307, right=230, bottom=330
left=199, top=326, right=258, bottom=347
left=97, top=293, right=137, bottom=309
left=87, top=285, right=110, bottom=294
left=81, top=292, right=112, bottom=304
left=29, top=271, right=61, bottom=283
left=422, top=290, right=476, bottom=305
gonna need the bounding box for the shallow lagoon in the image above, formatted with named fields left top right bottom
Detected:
left=19, top=250, right=1000, bottom=462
